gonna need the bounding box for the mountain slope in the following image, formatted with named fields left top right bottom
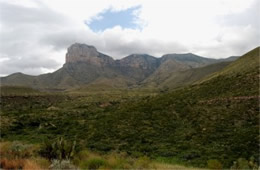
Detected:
left=116, top=54, right=159, bottom=81
left=141, top=53, right=236, bottom=89
left=141, top=61, right=232, bottom=89
left=160, top=53, right=217, bottom=67
left=85, top=47, right=259, bottom=167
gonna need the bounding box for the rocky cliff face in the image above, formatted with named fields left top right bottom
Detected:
left=119, top=54, right=158, bottom=69
left=117, top=54, right=159, bottom=81
left=65, top=43, right=114, bottom=66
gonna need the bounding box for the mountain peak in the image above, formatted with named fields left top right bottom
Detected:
left=65, top=43, right=99, bottom=63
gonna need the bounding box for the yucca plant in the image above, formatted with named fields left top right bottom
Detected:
left=39, top=137, right=76, bottom=161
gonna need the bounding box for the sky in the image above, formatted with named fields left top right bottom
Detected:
left=0, top=0, right=259, bottom=76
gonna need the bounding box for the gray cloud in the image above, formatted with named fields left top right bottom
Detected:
left=97, top=38, right=187, bottom=58
left=0, top=0, right=187, bottom=76
left=0, top=1, right=76, bottom=76
left=218, top=0, right=260, bottom=28
left=0, top=56, right=59, bottom=75
left=0, top=0, right=259, bottom=76
left=207, top=0, right=260, bottom=57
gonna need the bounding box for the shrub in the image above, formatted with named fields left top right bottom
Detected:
left=135, top=156, right=153, bottom=169
left=34, top=157, right=50, bottom=169
left=49, top=159, right=76, bottom=170
left=231, top=157, right=252, bottom=169
left=237, top=158, right=250, bottom=169
left=10, top=141, right=34, bottom=158
left=80, top=158, right=107, bottom=170
left=0, top=141, right=36, bottom=159
left=248, top=156, right=258, bottom=169
left=39, top=137, right=76, bottom=161
left=23, top=159, right=42, bottom=170
left=207, top=159, right=223, bottom=169
left=104, top=153, right=132, bottom=169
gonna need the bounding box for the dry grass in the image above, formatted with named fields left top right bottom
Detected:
left=0, top=158, right=43, bottom=170
left=23, top=159, right=43, bottom=170
left=0, top=141, right=49, bottom=170
left=154, top=162, right=208, bottom=169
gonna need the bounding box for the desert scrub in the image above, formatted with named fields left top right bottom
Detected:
left=0, top=141, right=38, bottom=159
left=0, top=158, right=43, bottom=170
left=80, top=158, right=107, bottom=169
left=49, top=159, right=77, bottom=170
left=39, top=137, right=77, bottom=161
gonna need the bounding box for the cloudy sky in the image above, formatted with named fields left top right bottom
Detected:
left=0, top=0, right=259, bottom=76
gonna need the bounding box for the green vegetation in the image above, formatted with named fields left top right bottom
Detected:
left=0, top=86, right=42, bottom=96
left=0, top=47, right=259, bottom=169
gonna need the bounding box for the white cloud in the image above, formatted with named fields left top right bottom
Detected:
left=0, top=0, right=259, bottom=76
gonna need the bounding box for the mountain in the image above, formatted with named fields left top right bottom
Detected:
left=116, top=54, right=160, bottom=81
left=84, top=47, right=259, bottom=167
left=140, top=53, right=238, bottom=89
left=0, top=43, right=239, bottom=90
left=1, top=43, right=129, bottom=90
left=141, top=53, right=216, bottom=88
left=160, top=53, right=217, bottom=67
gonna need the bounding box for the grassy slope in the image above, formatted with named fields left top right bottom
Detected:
left=151, top=61, right=231, bottom=89
left=0, top=86, right=42, bottom=96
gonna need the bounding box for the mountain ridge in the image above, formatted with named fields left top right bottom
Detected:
left=0, top=43, right=240, bottom=90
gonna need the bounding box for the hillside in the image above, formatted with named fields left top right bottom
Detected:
left=82, top=47, right=259, bottom=167
left=1, top=47, right=258, bottom=169
left=141, top=61, right=232, bottom=89
left=0, top=43, right=238, bottom=90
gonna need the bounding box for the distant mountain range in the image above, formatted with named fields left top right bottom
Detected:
left=0, top=43, right=239, bottom=90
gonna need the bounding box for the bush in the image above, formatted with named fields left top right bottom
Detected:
left=39, top=137, right=76, bottom=161
left=248, top=156, right=258, bottom=169
left=80, top=158, right=107, bottom=170
left=237, top=158, right=250, bottom=169
left=105, top=153, right=132, bottom=169
left=135, top=156, right=153, bottom=169
left=10, top=141, right=35, bottom=159
left=207, top=159, right=223, bottom=169
left=0, top=141, right=36, bottom=159
left=49, top=159, right=77, bottom=170
left=231, top=157, right=256, bottom=169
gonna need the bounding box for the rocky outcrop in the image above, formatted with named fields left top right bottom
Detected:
left=65, top=43, right=114, bottom=66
